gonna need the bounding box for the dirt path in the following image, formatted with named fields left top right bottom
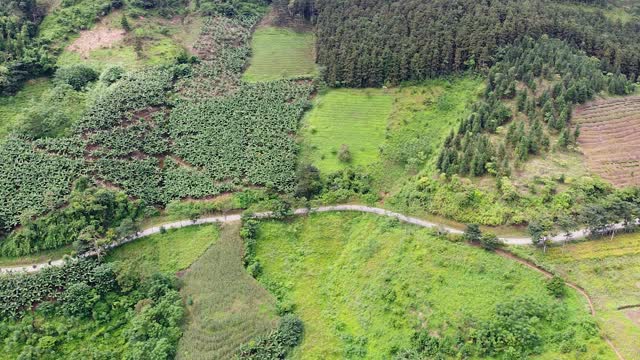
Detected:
left=495, top=249, right=624, bottom=360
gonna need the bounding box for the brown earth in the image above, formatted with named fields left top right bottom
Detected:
left=574, top=96, right=640, bottom=187
left=67, top=19, right=126, bottom=57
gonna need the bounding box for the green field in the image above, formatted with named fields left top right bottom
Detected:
left=513, top=233, right=640, bottom=359
left=302, top=88, right=393, bottom=173
left=0, top=78, right=52, bottom=138
left=255, top=212, right=615, bottom=359
left=177, top=222, right=278, bottom=359
left=107, top=224, right=219, bottom=276
left=302, top=77, right=483, bottom=181
left=243, top=26, right=316, bottom=82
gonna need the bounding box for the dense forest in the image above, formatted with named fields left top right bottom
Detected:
left=313, top=0, right=640, bottom=87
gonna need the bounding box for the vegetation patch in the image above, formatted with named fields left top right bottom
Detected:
left=253, top=212, right=614, bottom=359
left=0, top=79, right=52, bottom=138
left=177, top=222, right=278, bottom=359
left=302, top=88, right=393, bottom=173
left=243, top=26, right=316, bottom=82
left=513, top=232, right=640, bottom=359
left=107, top=224, right=220, bottom=277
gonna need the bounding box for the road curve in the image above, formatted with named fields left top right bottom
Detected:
left=0, top=204, right=610, bottom=274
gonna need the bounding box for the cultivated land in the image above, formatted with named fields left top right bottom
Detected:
left=107, top=224, right=219, bottom=276
left=574, top=96, right=640, bottom=187
left=243, top=26, right=316, bottom=82
left=255, top=212, right=615, bottom=359
left=514, top=232, right=640, bottom=359
left=177, top=222, right=278, bottom=360
left=302, top=88, right=393, bottom=172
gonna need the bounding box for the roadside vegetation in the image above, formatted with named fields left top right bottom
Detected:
left=512, top=232, right=640, bottom=359
left=250, top=212, right=615, bottom=359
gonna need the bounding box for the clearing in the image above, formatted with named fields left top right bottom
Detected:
left=243, top=26, right=316, bottom=82
left=513, top=232, right=640, bottom=360
left=573, top=96, right=640, bottom=187
left=106, top=224, right=219, bottom=276
left=177, top=222, right=278, bottom=360
left=255, top=212, right=615, bottom=359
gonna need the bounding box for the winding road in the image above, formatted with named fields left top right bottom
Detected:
left=0, top=204, right=626, bottom=359
left=0, top=204, right=616, bottom=274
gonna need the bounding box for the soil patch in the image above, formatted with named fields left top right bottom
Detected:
left=67, top=20, right=126, bottom=58
left=574, top=96, right=640, bottom=187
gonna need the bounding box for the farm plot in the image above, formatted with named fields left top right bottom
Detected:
left=243, top=26, right=316, bottom=82
left=302, top=89, right=393, bottom=173
left=574, top=96, right=640, bottom=187
left=514, top=232, right=640, bottom=360
left=177, top=222, right=278, bottom=360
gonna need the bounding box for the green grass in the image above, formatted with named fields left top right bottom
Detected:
left=255, top=212, right=615, bottom=359
left=302, top=88, right=393, bottom=173
left=513, top=233, right=640, bottom=360
left=107, top=224, right=219, bottom=276
left=301, top=76, right=483, bottom=190
left=243, top=26, right=316, bottom=82
left=177, top=222, right=278, bottom=359
left=0, top=78, right=52, bottom=138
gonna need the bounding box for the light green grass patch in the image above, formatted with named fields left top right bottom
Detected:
left=513, top=233, right=640, bottom=360
left=243, top=26, right=316, bottom=82
left=255, top=212, right=614, bottom=359
left=302, top=88, right=393, bottom=173
left=107, top=224, right=219, bottom=276
left=177, top=223, right=278, bottom=359
left=0, top=78, right=52, bottom=138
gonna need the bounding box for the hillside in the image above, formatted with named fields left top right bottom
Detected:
left=0, top=0, right=639, bottom=358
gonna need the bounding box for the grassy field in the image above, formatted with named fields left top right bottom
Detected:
left=301, top=77, right=483, bottom=187
left=177, top=222, right=278, bottom=360
left=255, top=212, right=615, bottom=359
left=243, top=26, right=316, bottom=82
left=513, top=233, right=640, bottom=359
left=302, top=88, right=393, bottom=173
left=107, top=224, right=219, bottom=276
left=0, top=78, right=52, bottom=138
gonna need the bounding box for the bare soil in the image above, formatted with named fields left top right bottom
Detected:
left=67, top=18, right=126, bottom=58
left=574, top=96, right=640, bottom=187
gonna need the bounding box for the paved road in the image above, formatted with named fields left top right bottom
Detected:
left=0, top=205, right=617, bottom=274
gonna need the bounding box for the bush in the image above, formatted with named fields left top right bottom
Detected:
left=337, top=144, right=352, bottom=163
left=237, top=314, right=304, bottom=359
left=54, top=65, right=98, bottom=90
left=546, top=276, right=566, bottom=298
left=100, top=66, right=125, bottom=85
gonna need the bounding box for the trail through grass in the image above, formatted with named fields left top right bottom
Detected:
left=255, top=212, right=614, bottom=359
left=243, top=26, right=316, bottom=82
left=107, top=224, right=219, bottom=276
left=177, top=222, right=278, bottom=360
left=514, top=233, right=640, bottom=359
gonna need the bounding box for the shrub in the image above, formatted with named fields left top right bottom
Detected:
left=337, top=144, right=352, bottom=163
left=546, top=276, right=566, bottom=298
left=100, top=66, right=125, bottom=85
left=54, top=65, right=98, bottom=90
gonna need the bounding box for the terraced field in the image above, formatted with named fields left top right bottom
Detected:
left=574, top=96, right=640, bottom=187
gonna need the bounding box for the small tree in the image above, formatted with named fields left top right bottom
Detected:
left=121, top=14, right=131, bottom=32
left=54, top=65, right=98, bottom=90
left=463, top=224, right=482, bottom=243
left=546, top=276, right=566, bottom=298
left=479, top=233, right=503, bottom=251
left=337, top=144, right=352, bottom=163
